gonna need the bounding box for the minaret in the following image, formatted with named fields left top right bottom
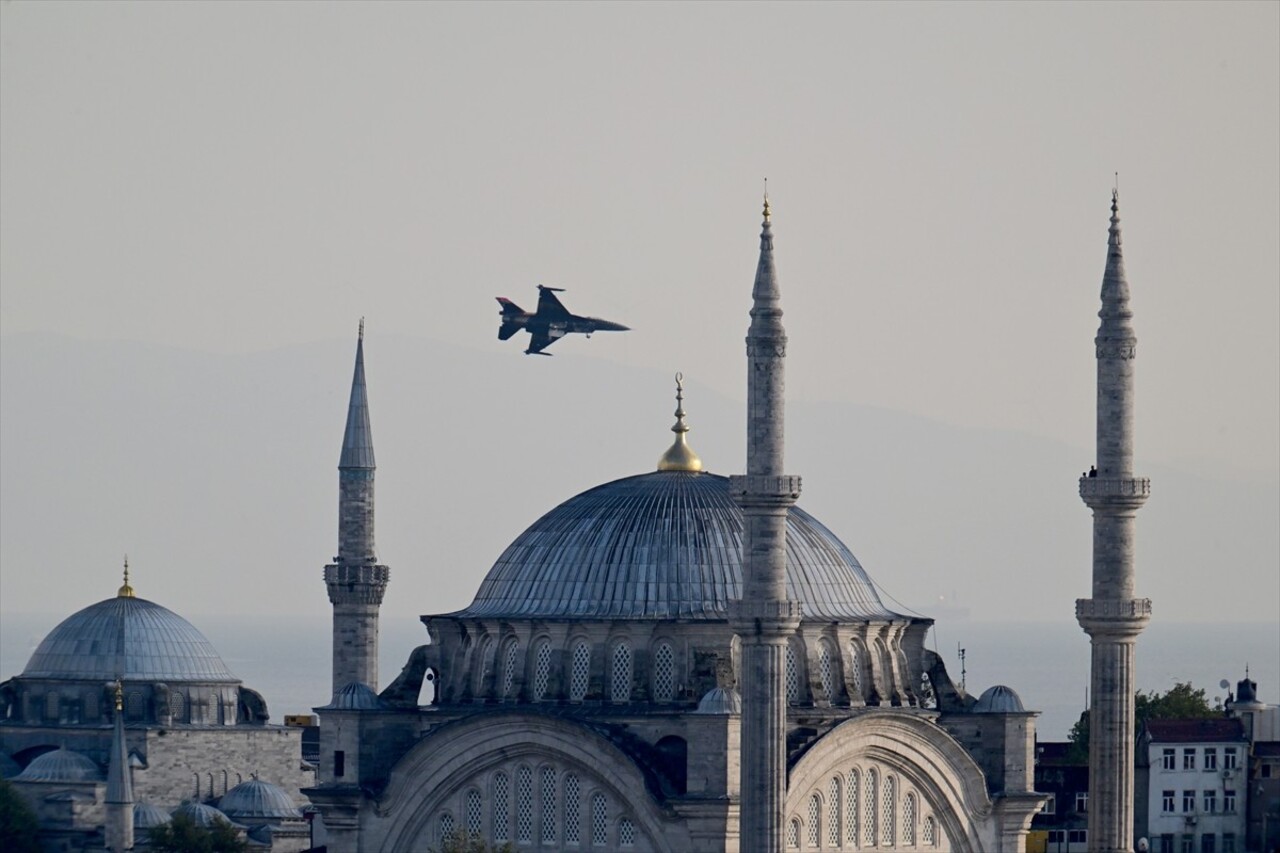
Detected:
left=1077, top=190, right=1151, bottom=853
left=324, top=320, right=390, bottom=693
left=105, top=680, right=134, bottom=852
left=729, top=192, right=803, bottom=852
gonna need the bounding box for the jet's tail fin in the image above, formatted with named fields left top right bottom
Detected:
left=496, top=297, right=525, bottom=317
left=498, top=320, right=521, bottom=341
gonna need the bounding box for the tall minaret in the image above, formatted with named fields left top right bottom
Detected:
left=1077, top=190, right=1151, bottom=853
left=104, top=680, right=134, bottom=852
left=729, top=192, right=803, bottom=852
left=324, top=320, right=390, bottom=693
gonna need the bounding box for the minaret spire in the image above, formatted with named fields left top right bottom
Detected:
left=324, top=321, right=390, bottom=693
left=730, top=193, right=803, bottom=852
left=104, top=680, right=134, bottom=851
left=1077, top=189, right=1151, bottom=853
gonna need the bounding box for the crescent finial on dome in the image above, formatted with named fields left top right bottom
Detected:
left=657, top=372, right=703, bottom=472
left=118, top=555, right=135, bottom=598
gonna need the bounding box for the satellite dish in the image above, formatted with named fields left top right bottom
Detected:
left=1220, top=679, right=1231, bottom=690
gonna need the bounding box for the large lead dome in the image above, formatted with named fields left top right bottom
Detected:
left=457, top=470, right=899, bottom=621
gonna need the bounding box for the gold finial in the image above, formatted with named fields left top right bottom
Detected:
left=114, top=679, right=124, bottom=712
left=762, top=178, right=771, bottom=222
left=117, top=555, right=135, bottom=598
left=657, top=372, right=703, bottom=472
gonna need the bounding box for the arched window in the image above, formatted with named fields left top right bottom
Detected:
left=849, top=640, right=864, bottom=700
left=591, top=793, right=608, bottom=846
left=785, top=643, right=800, bottom=705
left=492, top=771, right=510, bottom=841
left=439, top=813, right=455, bottom=844
left=881, top=774, right=896, bottom=847
left=903, top=791, right=917, bottom=845
left=806, top=794, right=821, bottom=847
left=474, top=636, right=494, bottom=695
left=540, top=766, right=558, bottom=845
left=818, top=640, right=834, bottom=701
left=846, top=770, right=859, bottom=846
left=863, top=768, right=877, bottom=847
left=515, top=765, right=533, bottom=843
left=127, top=691, right=145, bottom=720
left=618, top=817, right=636, bottom=847
left=828, top=776, right=842, bottom=848
left=193, top=772, right=200, bottom=798
left=570, top=641, right=591, bottom=702
left=532, top=640, right=552, bottom=702
left=652, top=641, right=675, bottom=703
left=171, top=691, right=185, bottom=722
left=221, top=770, right=229, bottom=795
left=787, top=817, right=800, bottom=849
left=502, top=639, right=520, bottom=700
left=44, top=691, right=58, bottom=721
left=922, top=814, right=937, bottom=846
left=564, top=773, right=581, bottom=845
left=610, top=642, right=632, bottom=703
left=207, top=773, right=215, bottom=798
left=465, top=788, right=483, bottom=834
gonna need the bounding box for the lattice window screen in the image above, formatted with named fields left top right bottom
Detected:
left=923, top=814, right=936, bottom=846
left=465, top=789, right=483, bottom=834
left=439, top=813, right=454, bottom=843
left=653, top=642, right=675, bottom=702
left=533, top=641, right=552, bottom=701
left=570, top=642, right=590, bottom=701
left=591, top=793, right=608, bottom=846
left=787, top=818, right=801, bottom=849
left=828, top=776, right=842, bottom=848
left=786, top=644, right=800, bottom=704
left=475, top=637, right=493, bottom=693
left=493, top=772, right=509, bottom=841
left=807, top=794, right=821, bottom=848
left=881, top=774, right=896, bottom=847
left=819, top=642, right=833, bottom=700
left=540, top=766, right=557, bottom=845
left=516, top=766, right=533, bottom=843
left=903, top=792, right=917, bottom=846
left=846, top=770, right=859, bottom=846
left=564, top=774, right=581, bottom=845
left=502, top=640, right=520, bottom=698
left=849, top=642, right=863, bottom=698
left=863, top=769, right=877, bottom=847
left=611, top=643, right=632, bottom=703
left=619, top=817, right=636, bottom=847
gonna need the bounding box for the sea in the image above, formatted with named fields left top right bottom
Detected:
left=1, top=613, right=1275, bottom=742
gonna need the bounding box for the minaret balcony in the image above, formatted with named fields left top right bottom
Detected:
left=729, top=474, right=802, bottom=507
left=1076, top=597, right=1152, bottom=637
left=1079, top=476, right=1150, bottom=510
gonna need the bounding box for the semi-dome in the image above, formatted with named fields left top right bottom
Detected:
left=219, top=778, right=301, bottom=821
left=21, top=594, right=238, bottom=683
left=455, top=471, right=900, bottom=621
left=14, top=748, right=102, bottom=783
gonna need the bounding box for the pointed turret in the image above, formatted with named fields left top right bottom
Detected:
left=105, top=681, right=135, bottom=851
left=324, top=321, right=390, bottom=693
left=729, top=190, right=803, bottom=853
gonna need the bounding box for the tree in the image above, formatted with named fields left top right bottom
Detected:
left=1067, top=681, right=1217, bottom=761
left=0, top=779, right=42, bottom=853
left=148, top=812, right=249, bottom=853
left=431, top=829, right=517, bottom=853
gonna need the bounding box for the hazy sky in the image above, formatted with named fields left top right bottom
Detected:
left=1, top=3, right=1277, bottom=639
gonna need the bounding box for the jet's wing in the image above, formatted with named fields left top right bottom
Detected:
left=525, top=328, right=563, bottom=355
left=535, top=286, right=573, bottom=322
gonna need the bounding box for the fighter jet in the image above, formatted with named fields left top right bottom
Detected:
left=496, top=285, right=630, bottom=355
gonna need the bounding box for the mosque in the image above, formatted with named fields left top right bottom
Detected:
left=1, top=194, right=1150, bottom=852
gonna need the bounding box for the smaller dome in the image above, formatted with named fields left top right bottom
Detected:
left=321, top=682, right=385, bottom=710
left=173, top=801, right=237, bottom=828
left=219, top=779, right=300, bottom=821
left=134, top=801, right=172, bottom=829
left=0, top=752, right=20, bottom=779
left=14, top=748, right=101, bottom=783
left=695, top=687, right=742, bottom=715
left=974, top=685, right=1026, bottom=713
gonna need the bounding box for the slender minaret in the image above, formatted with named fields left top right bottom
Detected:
left=104, top=680, right=134, bottom=852
left=1077, top=190, right=1151, bottom=853
left=729, top=192, right=803, bottom=852
left=324, top=320, right=390, bottom=693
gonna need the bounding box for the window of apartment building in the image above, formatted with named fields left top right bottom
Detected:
left=1204, top=748, right=1217, bottom=771
left=1223, top=748, right=1237, bottom=770
left=1203, top=790, right=1216, bottom=813
left=1183, top=790, right=1196, bottom=812
left=1223, top=790, right=1236, bottom=813
left=1068, top=830, right=1087, bottom=845
left=1041, top=794, right=1056, bottom=815
left=1162, top=748, right=1177, bottom=770
left=1222, top=833, right=1236, bottom=853
left=1183, top=748, right=1197, bottom=770
left=1264, top=762, right=1274, bottom=779
left=1047, top=830, right=1064, bottom=844
left=1075, top=792, right=1088, bottom=813
left=1162, top=790, right=1176, bottom=813
left=1181, top=835, right=1195, bottom=853
left=1159, top=834, right=1174, bottom=853
left=1201, top=833, right=1216, bottom=853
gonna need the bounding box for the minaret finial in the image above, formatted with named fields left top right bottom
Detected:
left=114, top=679, right=124, bottom=712
left=117, top=556, right=135, bottom=598
left=762, top=178, right=770, bottom=222
left=657, top=373, right=703, bottom=472
left=359, top=317, right=365, bottom=341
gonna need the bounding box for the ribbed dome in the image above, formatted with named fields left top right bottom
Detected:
left=21, top=595, right=238, bottom=682
left=134, top=801, right=172, bottom=829
left=14, top=748, right=101, bottom=782
left=173, top=801, right=236, bottom=827
left=455, top=471, right=899, bottom=620
left=974, top=685, right=1026, bottom=713
left=219, top=779, right=300, bottom=820
left=321, top=682, right=386, bottom=711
